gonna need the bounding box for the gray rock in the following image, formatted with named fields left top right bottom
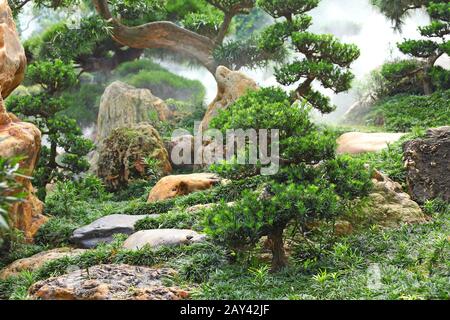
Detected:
left=123, top=229, right=206, bottom=251
left=29, top=264, right=188, bottom=300
left=404, top=126, right=450, bottom=203
left=71, top=214, right=154, bottom=248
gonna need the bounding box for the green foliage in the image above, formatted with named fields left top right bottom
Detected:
left=367, top=89, right=450, bottom=132
left=182, top=11, right=224, bottom=38
left=115, top=59, right=206, bottom=104
left=6, top=60, right=94, bottom=198
left=373, top=0, right=449, bottom=95
left=26, top=16, right=110, bottom=64
left=257, top=0, right=360, bottom=112
left=0, top=157, right=26, bottom=238
left=135, top=210, right=202, bottom=231
left=206, top=88, right=372, bottom=270
left=195, top=208, right=450, bottom=300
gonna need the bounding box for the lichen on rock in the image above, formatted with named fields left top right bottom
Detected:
left=96, top=123, right=172, bottom=190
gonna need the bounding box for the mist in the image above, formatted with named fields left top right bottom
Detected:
left=17, top=0, right=449, bottom=125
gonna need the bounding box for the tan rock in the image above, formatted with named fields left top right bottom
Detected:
left=336, top=132, right=405, bottom=155
left=334, top=220, right=353, bottom=236
left=0, top=117, right=46, bottom=239
left=0, top=0, right=26, bottom=125
left=29, top=264, right=188, bottom=300
left=147, top=172, right=220, bottom=202
left=199, top=66, right=258, bottom=131
left=96, top=81, right=172, bottom=143
left=0, top=248, right=86, bottom=279
left=364, top=170, right=427, bottom=228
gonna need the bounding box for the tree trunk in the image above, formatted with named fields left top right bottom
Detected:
left=92, top=0, right=217, bottom=74
left=268, top=226, right=288, bottom=272
left=422, top=71, right=433, bottom=95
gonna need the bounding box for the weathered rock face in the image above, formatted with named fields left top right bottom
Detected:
left=404, top=126, right=450, bottom=203
left=96, top=81, right=172, bottom=143
left=0, top=2, right=45, bottom=239
left=341, top=94, right=377, bottom=125
left=29, top=264, right=188, bottom=300
left=0, top=248, right=85, bottom=279
left=199, top=66, right=258, bottom=131
left=70, top=214, right=153, bottom=248
left=337, top=132, right=405, bottom=155
left=147, top=172, right=220, bottom=203
left=0, top=0, right=26, bottom=125
left=365, top=170, right=427, bottom=228
left=123, top=229, right=206, bottom=251
left=96, top=124, right=172, bottom=190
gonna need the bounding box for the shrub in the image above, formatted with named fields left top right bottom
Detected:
left=204, top=88, right=373, bottom=271
left=366, top=89, right=450, bottom=132
left=114, top=59, right=206, bottom=104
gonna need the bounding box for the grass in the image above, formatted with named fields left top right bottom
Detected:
left=192, top=205, right=450, bottom=300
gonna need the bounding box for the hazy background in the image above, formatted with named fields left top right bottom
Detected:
left=18, top=0, right=449, bottom=123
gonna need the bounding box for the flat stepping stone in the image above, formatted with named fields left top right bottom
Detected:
left=123, top=229, right=206, bottom=251
left=71, top=214, right=154, bottom=248
left=0, top=248, right=86, bottom=279
left=29, top=264, right=189, bottom=300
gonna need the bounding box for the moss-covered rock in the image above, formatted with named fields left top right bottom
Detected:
left=97, top=124, right=172, bottom=190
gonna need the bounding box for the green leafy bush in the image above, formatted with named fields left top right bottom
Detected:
left=114, top=59, right=206, bottom=105
left=205, top=88, right=372, bottom=271
left=367, top=89, right=450, bottom=132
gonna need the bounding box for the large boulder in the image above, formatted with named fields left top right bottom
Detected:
left=404, top=126, right=450, bottom=203
left=96, top=123, right=172, bottom=190
left=0, top=248, right=85, bottom=279
left=0, top=0, right=26, bottom=125
left=70, top=214, right=154, bottom=248
left=96, top=81, right=172, bottom=143
left=0, top=1, right=45, bottom=239
left=147, top=172, right=221, bottom=203
left=123, top=229, right=206, bottom=250
left=199, top=66, right=258, bottom=132
left=365, top=170, right=427, bottom=228
left=337, top=132, right=405, bottom=155
left=29, top=264, right=188, bottom=300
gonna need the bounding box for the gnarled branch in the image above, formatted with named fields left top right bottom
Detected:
left=92, top=0, right=217, bottom=73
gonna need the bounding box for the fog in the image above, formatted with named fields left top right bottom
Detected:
left=18, top=0, right=449, bottom=125
left=158, top=0, right=445, bottom=123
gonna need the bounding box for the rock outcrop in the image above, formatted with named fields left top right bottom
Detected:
left=0, top=248, right=85, bottom=279
left=96, top=124, right=172, bottom=190
left=337, top=132, right=405, bottom=155
left=0, top=0, right=26, bottom=125
left=96, top=81, right=172, bottom=143
left=0, top=1, right=46, bottom=239
left=199, top=66, right=258, bottom=131
left=365, top=170, right=427, bottom=228
left=70, top=214, right=154, bottom=248
left=29, top=264, right=188, bottom=300
left=123, top=229, right=206, bottom=250
left=404, top=126, right=450, bottom=203
left=147, top=172, right=221, bottom=203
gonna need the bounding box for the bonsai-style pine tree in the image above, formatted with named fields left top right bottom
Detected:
left=203, top=1, right=372, bottom=272
left=257, top=0, right=361, bottom=113
left=372, top=0, right=449, bottom=95
left=13, top=0, right=286, bottom=74
left=6, top=60, right=94, bottom=198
